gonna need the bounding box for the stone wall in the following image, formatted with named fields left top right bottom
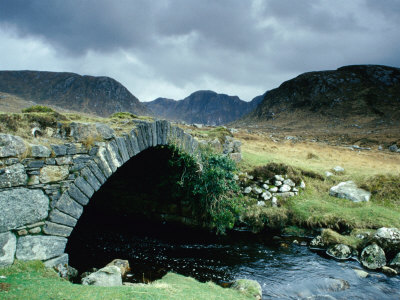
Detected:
left=0, top=120, right=199, bottom=268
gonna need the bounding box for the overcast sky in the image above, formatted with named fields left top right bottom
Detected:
left=1, top=0, right=399, bottom=101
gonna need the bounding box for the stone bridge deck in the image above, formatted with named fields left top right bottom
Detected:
left=0, top=120, right=199, bottom=268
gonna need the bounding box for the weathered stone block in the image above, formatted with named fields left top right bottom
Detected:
left=0, top=133, right=27, bottom=157
left=40, top=165, right=69, bottom=183
left=0, top=163, right=28, bottom=188
left=44, top=253, right=69, bottom=268
left=51, top=144, right=67, bottom=156
left=0, top=188, right=49, bottom=231
left=94, top=148, right=113, bottom=177
left=30, top=144, right=51, bottom=158
left=16, top=235, right=67, bottom=261
left=27, top=160, right=45, bottom=168
left=68, top=183, right=89, bottom=206
left=43, top=221, right=73, bottom=237
left=129, top=130, right=140, bottom=155
left=81, top=266, right=122, bottom=286
left=122, top=134, right=134, bottom=157
left=106, top=141, right=122, bottom=170
left=81, top=168, right=101, bottom=191
left=87, top=161, right=106, bottom=185
left=55, top=193, right=83, bottom=219
left=0, top=232, right=16, bottom=267
left=73, top=154, right=92, bottom=165
left=151, top=122, right=157, bottom=147
left=55, top=156, right=72, bottom=165
left=95, top=123, right=115, bottom=140
left=49, top=209, right=78, bottom=227
left=115, top=137, right=129, bottom=163
left=75, top=176, right=95, bottom=198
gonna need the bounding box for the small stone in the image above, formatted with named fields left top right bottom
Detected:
left=17, top=229, right=28, bottom=236
left=389, top=144, right=398, bottom=152
left=279, top=184, right=291, bottom=192
left=326, top=244, right=352, bottom=260
left=261, top=191, right=272, bottom=200
left=244, top=187, right=252, bottom=194
left=253, top=187, right=263, bottom=194
left=269, top=187, right=278, bottom=193
left=274, top=180, right=282, bottom=187
left=382, top=266, right=397, bottom=276
left=28, top=227, right=41, bottom=234
left=299, top=181, right=306, bottom=189
left=333, top=166, right=345, bottom=173
left=271, top=197, right=278, bottom=207
left=310, top=235, right=325, bottom=248
left=51, top=144, right=67, bottom=156
left=262, top=184, right=269, bottom=190
left=353, top=268, right=369, bottom=278
left=106, top=259, right=131, bottom=277
left=55, top=157, right=72, bottom=165
left=283, top=179, right=295, bottom=187
left=274, top=175, right=284, bottom=181
left=257, top=201, right=265, bottom=206
left=325, top=171, right=333, bottom=177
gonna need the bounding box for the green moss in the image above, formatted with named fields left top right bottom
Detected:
left=22, top=105, right=55, bottom=113
left=0, top=261, right=251, bottom=300
left=109, top=112, right=138, bottom=119
left=321, top=229, right=364, bottom=250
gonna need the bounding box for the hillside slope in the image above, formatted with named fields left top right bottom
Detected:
left=145, top=90, right=262, bottom=125
left=0, top=70, right=149, bottom=117
left=241, top=65, right=400, bottom=130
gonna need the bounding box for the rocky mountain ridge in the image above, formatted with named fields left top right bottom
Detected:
left=0, top=70, right=149, bottom=117
left=241, top=65, right=400, bottom=127
left=145, top=90, right=263, bottom=125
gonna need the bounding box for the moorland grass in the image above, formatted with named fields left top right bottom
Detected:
left=0, top=261, right=251, bottom=300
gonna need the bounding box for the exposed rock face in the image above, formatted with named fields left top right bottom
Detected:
left=360, top=243, right=386, bottom=270
left=373, top=227, right=400, bottom=254
left=326, top=244, right=352, bottom=260
left=0, top=70, right=149, bottom=117
left=16, top=235, right=67, bottom=260
left=0, top=133, right=26, bottom=157
left=0, top=188, right=49, bottom=231
left=390, top=252, right=400, bottom=268
left=231, top=279, right=262, bottom=300
left=0, top=232, right=16, bottom=267
left=145, top=90, right=263, bottom=125
left=329, top=181, right=371, bottom=202
left=30, top=145, right=51, bottom=158
left=81, top=266, right=122, bottom=286
left=0, top=163, right=27, bottom=188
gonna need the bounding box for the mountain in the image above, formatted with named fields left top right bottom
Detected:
left=240, top=65, right=400, bottom=129
left=145, top=90, right=263, bottom=125
left=0, top=70, right=149, bottom=117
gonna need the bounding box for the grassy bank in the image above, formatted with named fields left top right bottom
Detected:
left=0, top=261, right=251, bottom=300
left=236, top=131, right=400, bottom=232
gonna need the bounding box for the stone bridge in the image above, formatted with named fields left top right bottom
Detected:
left=0, top=120, right=199, bottom=268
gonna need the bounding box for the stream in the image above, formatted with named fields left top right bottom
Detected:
left=66, top=218, right=400, bottom=300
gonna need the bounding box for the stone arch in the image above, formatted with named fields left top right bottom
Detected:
left=0, top=120, right=199, bottom=268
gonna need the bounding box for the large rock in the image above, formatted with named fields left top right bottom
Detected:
left=0, top=232, right=16, bottom=267
left=310, top=235, right=325, bottom=249
left=373, top=227, right=400, bottom=254
left=360, top=243, right=386, bottom=270
left=326, top=244, right=352, bottom=260
left=231, top=279, right=262, bottom=300
left=329, top=181, right=371, bottom=202
left=106, top=259, right=130, bottom=277
left=0, top=133, right=27, bottom=157
left=16, top=235, right=67, bottom=261
left=39, top=165, right=69, bottom=183
left=81, top=266, right=122, bottom=286
left=0, top=188, right=49, bottom=231
left=0, top=163, right=28, bottom=188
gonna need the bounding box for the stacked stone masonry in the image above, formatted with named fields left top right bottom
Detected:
left=0, top=120, right=199, bottom=268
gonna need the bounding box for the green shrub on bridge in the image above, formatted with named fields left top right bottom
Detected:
left=169, top=146, right=241, bottom=234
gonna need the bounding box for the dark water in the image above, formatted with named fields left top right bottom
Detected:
left=66, top=219, right=400, bottom=300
